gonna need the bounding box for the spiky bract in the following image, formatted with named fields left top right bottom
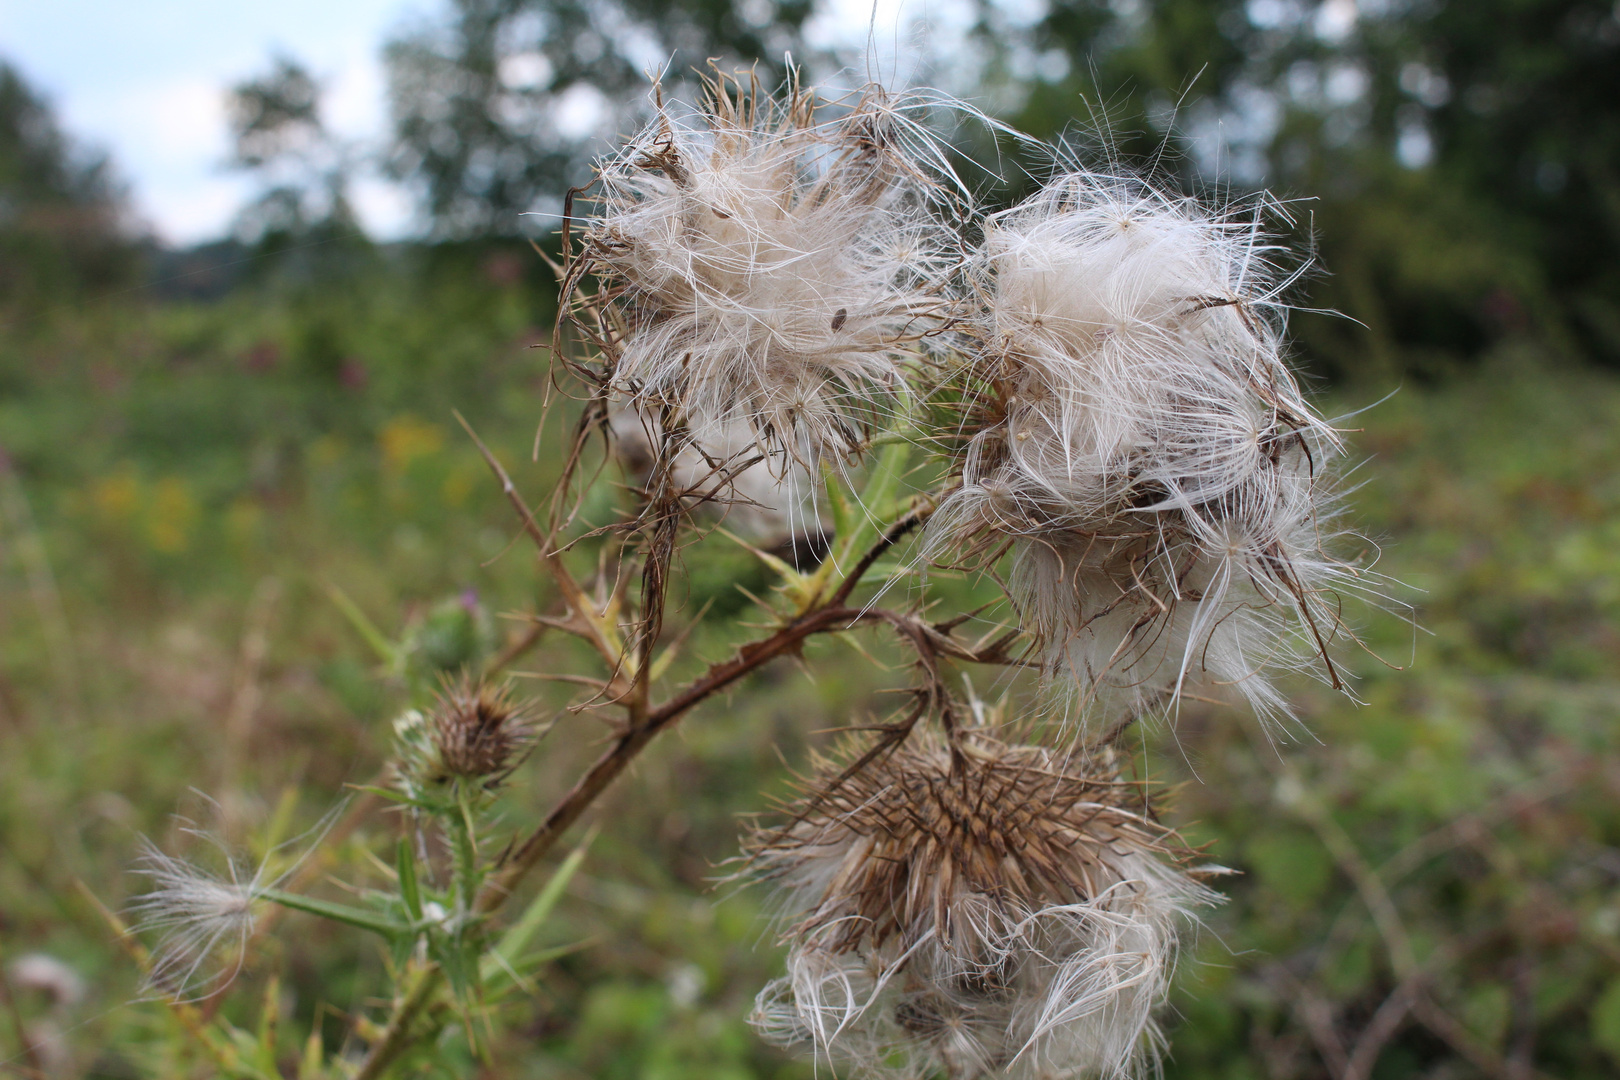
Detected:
left=394, top=678, right=544, bottom=800
left=745, top=732, right=1218, bottom=1079
left=927, top=170, right=1363, bottom=724
left=575, top=70, right=952, bottom=466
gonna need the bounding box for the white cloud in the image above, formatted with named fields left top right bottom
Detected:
left=145, top=178, right=256, bottom=246
left=351, top=175, right=417, bottom=237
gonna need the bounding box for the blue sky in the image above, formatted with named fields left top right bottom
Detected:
left=0, top=0, right=965, bottom=244
left=0, top=0, right=423, bottom=243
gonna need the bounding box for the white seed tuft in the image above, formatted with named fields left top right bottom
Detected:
left=127, top=836, right=266, bottom=1001
left=744, top=732, right=1221, bottom=1079
left=926, top=168, right=1378, bottom=727
left=575, top=70, right=957, bottom=468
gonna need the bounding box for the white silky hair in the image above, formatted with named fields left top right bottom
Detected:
left=127, top=835, right=268, bottom=1001
left=751, top=850, right=1219, bottom=1080
left=127, top=807, right=340, bottom=1001
left=925, top=167, right=1365, bottom=726
left=585, top=79, right=957, bottom=468
left=607, top=406, right=825, bottom=541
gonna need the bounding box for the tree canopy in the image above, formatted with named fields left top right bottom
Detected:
left=0, top=61, right=134, bottom=304
left=384, top=0, right=816, bottom=237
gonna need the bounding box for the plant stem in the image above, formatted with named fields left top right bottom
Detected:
left=355, top=427, right=983, bottom=1074
left=257, top=888, right=408, bottom=938
left=352, top=963, right=442, bottom=1080
left=477, top=602, right=882, bottom=913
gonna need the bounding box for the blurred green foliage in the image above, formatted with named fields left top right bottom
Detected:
left=0, top=256, right=1616, bottom=1075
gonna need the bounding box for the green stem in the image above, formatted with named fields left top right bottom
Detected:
left=352, top=964, right=444, bottom=1080
left=257, top=888, right=408, bottom=938
left=448, top=786, right=483, bottom=922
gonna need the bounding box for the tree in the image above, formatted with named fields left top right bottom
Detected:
left=227, top=55, right=362, bottom=248
left=384, top=0, right=816, bottom=237
left=0, top=59, right=134, bottom=305
left=989, top=0, right=1620, bottom=375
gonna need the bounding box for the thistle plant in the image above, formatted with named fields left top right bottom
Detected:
left=122, top=66, right=1386, bottom=1079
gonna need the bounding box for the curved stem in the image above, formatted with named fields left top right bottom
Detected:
left=353, top=963, right=441, bottom=1080
left=355, top=428, right=987, bottom=1075
left=477, top=603, right=882, bottom=913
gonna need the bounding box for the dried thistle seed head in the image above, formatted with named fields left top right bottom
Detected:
left=745, top=732, right=1221, bottom=1079
left=749, top=733, right=1173, bottom=952
left=575, top=70, right=957, bottom=467
left=923, top=168, right=1379, bottom=727
left=394, top=679, right=544, bottom=794
left=431, top=678, right=542, bottom=781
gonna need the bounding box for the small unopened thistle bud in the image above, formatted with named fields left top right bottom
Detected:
left=744, top=732, right=1220, bottom=1079
left=394, top=679, right=544, bottom=798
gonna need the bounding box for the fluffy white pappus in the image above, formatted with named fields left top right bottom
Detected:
left=1006, top=490, right=1361, bottom=729
left=925, top=168, right=1360, bottom=723
left=951, top=168, right=1333, bottom=522
left=744, top=734, right=1221, bottom=1079
left=579, top=73, right=957, bottom=466
left=608, top=406, right=827, bottom=542
left=127, top=836, right=268, bottom=1001
left=754, top=861, right=1212, bottom=1080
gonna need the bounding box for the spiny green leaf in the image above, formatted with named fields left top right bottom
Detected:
left=484, top=831, right=592, bottom=986
left=397, top=837, right=424, bottom=923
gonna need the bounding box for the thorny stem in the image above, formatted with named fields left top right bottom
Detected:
left=354, top=448, right=1012, bottom=1074
left=449, top=787, right=482, bottom=918
left=351, top=368, right=1048, bottom=1077
left=355, top=604, right=898, bottom=1077
left=479, top=604, right=885, bottom=914
left=473, top=596, right=1017, bottom=917
left=353, top=962, right=441, bottom=1080
left=829, top=506, right=926, bottom=607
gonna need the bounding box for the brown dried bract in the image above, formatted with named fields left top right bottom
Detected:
left=428, top=678, right=544, bottom=785
left=747, top=732, right=1186, bottom=955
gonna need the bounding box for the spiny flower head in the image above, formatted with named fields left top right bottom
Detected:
left=394, top=678, right=545, bottom=800
left=926, top=168, right=1368, bottom=725
left=744, top=731, right=1219, bottom=1079
left=575, top=68, right=956, bottom=467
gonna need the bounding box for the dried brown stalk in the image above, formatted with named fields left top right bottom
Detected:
left=355, top=421, right=1018, bottom=1077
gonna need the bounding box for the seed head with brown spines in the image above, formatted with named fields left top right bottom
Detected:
left=753, top=734, right=1176, bottom=955
left=393, top=678, right=546, bottom=800
left=431, top=678, right=543, bottom=782
left=745, top=731, right=1221, bottom=1079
